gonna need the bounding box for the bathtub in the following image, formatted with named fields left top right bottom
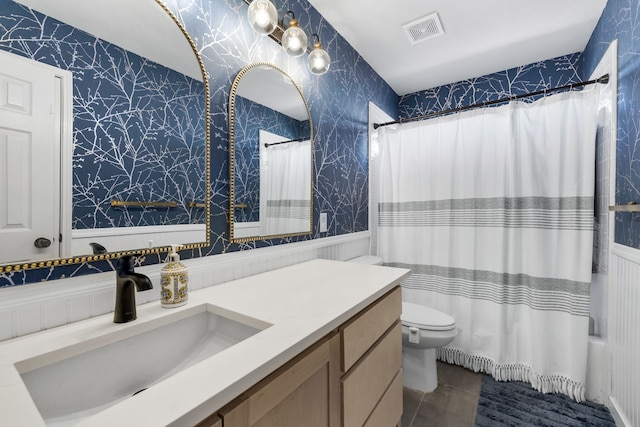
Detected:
left=586, top=270, right=609, bottom=404
left=586, top=335, right=608, bottom=403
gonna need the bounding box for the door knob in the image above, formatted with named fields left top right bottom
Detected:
left=34, top=237, right=52, bottom=248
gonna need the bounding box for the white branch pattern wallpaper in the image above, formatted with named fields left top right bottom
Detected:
left=4, top=0, right=638, bottom=287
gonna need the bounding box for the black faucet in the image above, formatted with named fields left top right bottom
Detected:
left=114, top=255, right=153, bottom=323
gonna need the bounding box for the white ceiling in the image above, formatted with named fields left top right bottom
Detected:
left=14, top=0, right=607, bottom=96
left=13, top=0, right=203, bottom=81
left=308, top=0, right=608, bottom=95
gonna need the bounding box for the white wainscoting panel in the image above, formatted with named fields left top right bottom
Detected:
left=609, top=243, right=640, bottom=427
left=0, top=232, right=370, bottom=342
left=70, top=224, right=207, bottom=256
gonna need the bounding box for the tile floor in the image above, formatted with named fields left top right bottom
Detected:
left=402, top=361, right=483, bottom=427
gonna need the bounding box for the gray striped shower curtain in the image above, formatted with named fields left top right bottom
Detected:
left=377, top=89, right=599, bottom=401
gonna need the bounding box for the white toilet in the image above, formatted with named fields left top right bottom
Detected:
left=401, top=301, right=456, bottom=393
left=347, top=255, right=457, bottom=393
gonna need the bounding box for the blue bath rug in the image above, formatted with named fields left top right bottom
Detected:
left=474, top=375, right=616, bottom=427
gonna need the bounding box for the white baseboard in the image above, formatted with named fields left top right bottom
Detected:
left=608, top=396, right=632, bottom=427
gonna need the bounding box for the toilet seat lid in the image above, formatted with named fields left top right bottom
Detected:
left=401, top=302, right=455, bottom=331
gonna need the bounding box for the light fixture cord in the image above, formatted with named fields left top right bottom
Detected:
left=284, top=10, right=295, bottom=25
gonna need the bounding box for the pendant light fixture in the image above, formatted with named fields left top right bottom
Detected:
left=245, top=1, right=332, bottom=76
left=247, top=0, right=278, bottom=35
left=307, top=34, right=330, bottom=75
left=281, top=11, right=308, bottom=57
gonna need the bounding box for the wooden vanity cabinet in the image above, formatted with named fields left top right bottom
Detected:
left=216, top=287, right=402, bottom=427
left=340, top=287, right=402, bottom=427
left=195, top=414, right=222, bottom=427
left=218, top=332, right=341, bottom=427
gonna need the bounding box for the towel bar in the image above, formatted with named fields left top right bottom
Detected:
left=111, top=200, right=177, bottom=208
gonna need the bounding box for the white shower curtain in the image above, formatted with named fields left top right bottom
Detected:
left=377, top=89, right=599, bottom=400
left=259, top=131, right=311, bottom=236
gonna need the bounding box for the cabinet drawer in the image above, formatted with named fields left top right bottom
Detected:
left=363, top=369, right=403, bottom=427
left=341, top=287, right=401, bottom=373
left=342, top=321, right=402, bottom=427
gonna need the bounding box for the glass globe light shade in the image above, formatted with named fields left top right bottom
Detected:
left=308, top=42, right=330, bottom=75
left=247, top=0, right=277, bottom=35
left=282, top=20, right=308, bottom=57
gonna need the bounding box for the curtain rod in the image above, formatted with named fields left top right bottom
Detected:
left=373, top=74, right=610, bottom=130
left=264, top=137, right=307, bottom=148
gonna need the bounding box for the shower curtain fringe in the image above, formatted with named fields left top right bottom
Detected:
left=437, top=347, right=586, bottom=402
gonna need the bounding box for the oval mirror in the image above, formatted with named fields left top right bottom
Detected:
left=0, top=0, right=210, bottom=274
left=229, top=63, right=313, bottom=242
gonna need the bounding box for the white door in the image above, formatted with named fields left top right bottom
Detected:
left=0, top=50, right=62, bottom=263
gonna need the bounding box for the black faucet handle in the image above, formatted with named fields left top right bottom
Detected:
left=116, top=254, right=139, bottom=272
left=89, top=242, right=108, bottom=254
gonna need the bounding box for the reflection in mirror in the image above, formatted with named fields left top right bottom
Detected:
left=259, top=131, right=312, bottom=236
left=230, top=63, right=313, bottom=242
left=0, top=0, right=210, bottom=273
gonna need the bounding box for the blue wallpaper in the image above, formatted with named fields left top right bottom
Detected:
left=399, top=54, right=583, bottom=118
left=0, top=0, right=398, bottom=286
left=160, top=0, right=398, bottom=250
left=0, top=0, right=207, bottom=230
left=581, top=0, right=640, bottom=248
left=233, top=95, right=309, bottom=222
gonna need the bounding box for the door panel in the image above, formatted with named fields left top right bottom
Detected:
left=2, top=130, right=31, bottom=226
left=0, top=50, right=60, bottom=263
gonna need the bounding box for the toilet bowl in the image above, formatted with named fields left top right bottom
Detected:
left=401, top=302, right=456, bottom=393
left=346, top=255, right=457, bottom=393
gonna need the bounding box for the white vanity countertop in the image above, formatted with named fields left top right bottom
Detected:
left=0, top=259, right=410, bottom=426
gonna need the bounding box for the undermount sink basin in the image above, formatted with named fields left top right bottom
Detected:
left=16, top=304, right=270, bottom=426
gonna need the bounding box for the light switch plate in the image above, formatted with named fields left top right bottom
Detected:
left=320, top=212, right=328, bottom=232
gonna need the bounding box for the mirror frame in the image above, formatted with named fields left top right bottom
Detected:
left=229, top=62, right=313, bottom=243
left=0, top=0, right=211, bottom=275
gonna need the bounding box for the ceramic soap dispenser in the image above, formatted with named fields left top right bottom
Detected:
left=160, top=244, right=189, bottom=308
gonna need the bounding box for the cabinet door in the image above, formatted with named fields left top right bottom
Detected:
left=220, top=333, right=340, bottom=427
left=342, top=321, right=402, bottom=427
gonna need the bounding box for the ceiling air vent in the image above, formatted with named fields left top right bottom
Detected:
left=402, top=12, right=444, bottom=45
